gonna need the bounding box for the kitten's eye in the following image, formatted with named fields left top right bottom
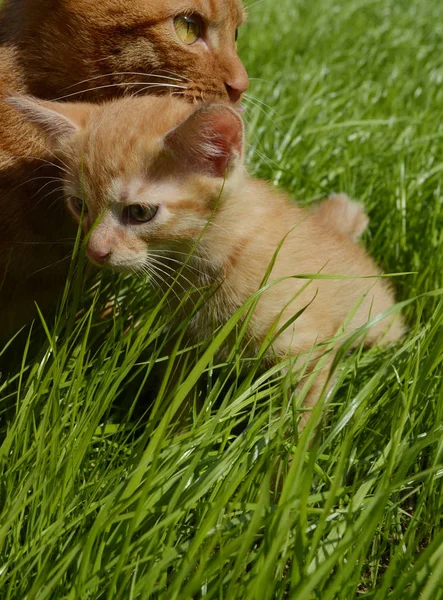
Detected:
left=70, top=196, right=88, bottom=216
left=173, top=15, right=201, bottom=45
left=235, top=28, right=239, bottom=42
left=123, top=204, right=158, bottom=224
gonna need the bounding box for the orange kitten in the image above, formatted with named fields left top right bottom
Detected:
left=10, top=95, right=405, bottom=417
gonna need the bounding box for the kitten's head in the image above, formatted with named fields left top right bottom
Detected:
left=9, top=95, right=244, bottom=271
left=12, top=0, right=248, bottom=104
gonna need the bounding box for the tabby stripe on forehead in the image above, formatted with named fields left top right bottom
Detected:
left=207, top=0, right=217, bottom=17
left=103, top=19, right=158, bottom=36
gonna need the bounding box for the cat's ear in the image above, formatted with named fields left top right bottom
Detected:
left=6, top=95, right=90, bottom=143
left=164, top=104, right=244, bottom=178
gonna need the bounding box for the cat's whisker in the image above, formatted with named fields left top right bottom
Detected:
left=148, top=258, right=196, bottom=289
left=52, top=82, right=187, bottom=102
left=61, top=71, right=187, bottom=92
left=242, top=94, right=283, bottom=130
left=138, top=265, right=173, bottom=310
left=147, top=256, right=202, bottom=306
left=162, top=258, right=207, bottom=283
left=147, top=250, right=210, bottom=274
left=143, top=262, right=183, bottom=306
left=147, top=258, right=204, bottom=311
left=36, top=189, right=70, bottom=213
left=247, top=145, right=278, bottom=171
left=147, top=257, right=191, bottom=295
left=148, top=248, right=211, bottom=262
left=32, top=163, right=70, bottom=177
left=130, top=83, right=188, bottom=99
left=207, top=221, right=230, bottom=235
left=149, top=68, right=189, bottom=82
left=244, top=0, right=268, bottom=10
left=10, top=175, right=62, bottom=195
left=34, top=184, right=66, bottom=206
left=34, top=147, right=73, bottom=176
left=27, top=253, right=73, bottom=278
left=243, top=93, right=281, bottom=115
left=6, top=155, right=71, bottom=176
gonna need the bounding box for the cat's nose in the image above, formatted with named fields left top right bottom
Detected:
left=225, top=70, right=249, bottom=103
left=86, top=246, right=110, bottom=266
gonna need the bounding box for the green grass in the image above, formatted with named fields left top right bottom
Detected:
left=1, top=0, right=443, bottom=597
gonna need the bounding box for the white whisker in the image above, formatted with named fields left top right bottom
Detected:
left=61, top=72, right=187, bottom=92
left=27, top=253, right=72, bottom=278
left=52, top=82, right=187, bottom=102
left=147, top=258, right=190, bottom=294
left=149, top=253, right=207, bottom=278
left=33, top=182, right=65, bottom=205
left=143, top=262, right=183, bottom=306
left=37, top=188, right=66, bottom=209
left=6, top=155, right=71, bottom=176
left=10, top=175, right=62, bottom=195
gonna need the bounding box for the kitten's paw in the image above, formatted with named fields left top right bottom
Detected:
left=315, top=193, right=369, bottom=242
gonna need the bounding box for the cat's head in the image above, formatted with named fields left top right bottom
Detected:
left=9, top=95, right=245, bottom=271
left=11, top=0, right=248, bottom=104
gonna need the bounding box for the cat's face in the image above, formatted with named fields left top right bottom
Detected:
left=9, top=96, right=244, bottom=272
left=16, top=0, right=248, bottom=104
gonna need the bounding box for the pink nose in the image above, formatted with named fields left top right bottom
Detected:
left=225, top=70, right=249, bottom=103
left=86, top=246, right=110, bottom=266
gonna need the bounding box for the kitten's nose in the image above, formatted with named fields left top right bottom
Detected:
left=86, top=246, right=110, bottom=266
left=225, top=69, right=249, bottom=103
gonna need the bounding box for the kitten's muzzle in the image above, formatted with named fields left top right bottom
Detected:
left=86, top=245, right=110, bottom=267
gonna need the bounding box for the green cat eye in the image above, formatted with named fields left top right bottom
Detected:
left=235, top=28, right=239, bottom=42
left=173, top=15, right=201, bottom=45
left=124, top=204, right=158, bottom=224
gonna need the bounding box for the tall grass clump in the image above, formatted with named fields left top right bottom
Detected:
left=1, top=0, right=443, bottom=597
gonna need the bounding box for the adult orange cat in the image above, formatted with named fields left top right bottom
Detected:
left=9, top=94, right=405, bottom=417
left=0, top=0, right=248, bottom=341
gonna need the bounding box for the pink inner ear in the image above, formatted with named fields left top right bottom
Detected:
left=165, top=105, right=244, bottom=178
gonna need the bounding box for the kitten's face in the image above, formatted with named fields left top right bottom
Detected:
left=9, top=96, right=244, bottom=272
left=17, top=0, right=248, bottom=104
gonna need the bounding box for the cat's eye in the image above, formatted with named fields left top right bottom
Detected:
left=173, top=15, right=201, bottom=45
left=123, top=204, right=158, bottom=224
left=70, top=196, right=88, bottom=216
left=235, top=28, right=239, bottom=42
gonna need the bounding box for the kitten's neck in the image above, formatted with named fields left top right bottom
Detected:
left=182, top=177, right=289, bottom=307
left=198, top=177, right=282, bottom=269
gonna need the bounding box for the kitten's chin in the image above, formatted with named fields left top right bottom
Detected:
left=106, top=263, right=142, bottom=274
left=88, top=258, right=144, bottom=274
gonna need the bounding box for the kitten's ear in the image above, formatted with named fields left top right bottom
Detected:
left=6, top=95, right=90, bottom=143
left=164, top=104, right=244, bottom=178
